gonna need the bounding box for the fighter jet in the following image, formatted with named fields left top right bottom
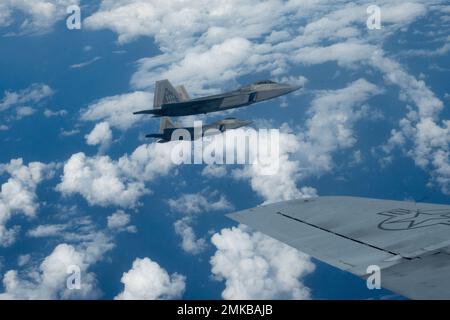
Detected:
left=133, top=79, right=301, bottom=117
left=146, top=117, right=252, bottom=143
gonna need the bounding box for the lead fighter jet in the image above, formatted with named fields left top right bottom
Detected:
left=134, top=79, right=301, bottom=117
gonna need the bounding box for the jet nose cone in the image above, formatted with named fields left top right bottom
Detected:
left=288, top=84, right=302, bottom=92
left=233, top=119, right=252, bottom=128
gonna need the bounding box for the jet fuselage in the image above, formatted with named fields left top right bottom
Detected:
left=134, top=80, right=301, bottom=117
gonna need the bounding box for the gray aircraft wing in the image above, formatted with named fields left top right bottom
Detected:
left=227, top=196, right=450, bottom=299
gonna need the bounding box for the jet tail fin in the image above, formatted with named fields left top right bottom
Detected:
left=153, top=80, right=181, bottom=109
left=175, top=85, right=190, bottom=101
left=160, top=117, right=178, bottom=133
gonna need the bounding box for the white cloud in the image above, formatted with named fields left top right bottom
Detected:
left=115, top=257, right=186, bottom=300
left=69, top=57, right=101, bottom=69
left=174, top=217, right=206, bottom=255
left=168, top=189, right=232, bottom=254
left=372, top=53, right=443, bottom=119
left=381, top=2, right=427, bottom=25
left=85, top=0, right=314, bottom=47
left=85, top=121, right=113, bottom=153
left=1, top=211, right=118, bottom=300
left=0, top=83, right=53, bottom=112
left=59, top=128, right=80, bottom=137
left=231, top=129, right=317, bottom=204
left=15, top=106, right=36, bottom=119
left=373, top=53, right=450, bottom=194
left=210, top=225, right=315, bottom=299
left=0, top=158, right=54, bottom=246
left=0, top=0, right=79, bottom=34
left=57, top=143, right=175, bottom=208
left=28, top=224, right=67, bottom=238
left=80, top=91, right=151, bottom=131
left=0, top=243, right=100, bottom=299
left=44, top=109, right=68, bottom=118
left=17, top=254, right=31, bottom=267
left=294, top=42, right=376, bottom=66
left=131, top=37, right=254, bottom=93
left=201, top=165, right=227, bottom=178
left=107, top=210, right=136, bottom=233
left=167, top=189, right=232, bottom=214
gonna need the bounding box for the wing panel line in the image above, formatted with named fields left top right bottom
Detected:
left=275, top=211, right=412, bottom=260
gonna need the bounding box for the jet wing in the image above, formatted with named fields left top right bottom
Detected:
left=227, top=196, right=450, bottom=299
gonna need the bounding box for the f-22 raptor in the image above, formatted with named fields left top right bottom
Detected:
left=134, top=79, right=301, bottom=117
left=146, top=117, right=252, bottom=143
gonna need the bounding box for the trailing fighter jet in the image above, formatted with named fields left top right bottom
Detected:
left=133, top=79, right=301, bottom=117
left=146, top=117, right=252, bottom=143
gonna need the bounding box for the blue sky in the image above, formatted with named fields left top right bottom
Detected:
left=0, top=0, right=449, bottom=300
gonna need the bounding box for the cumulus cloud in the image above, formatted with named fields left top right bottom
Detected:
left=56, top=143, right=175, bottom=208
left=211, top=225, right=315, bottom=299
left=107, top=210, right=137, bottom=233
left=231, top=128, right=317, bottom=204
left=80, top=91, right=151, bottom=131
left=0, top=158, right=54, bottom=246
left=115, top=257, right=186, bottom=300
left=85, top=122, right=113, bottom=153
left=0, top=243, right=100, bottom=299
left=167, top=189, right=232, bottom=215
left=2, top=210, right=120, bottom=299
left=132, top=37, right=254, bottom=93
left=174, top=217, right=207, bottom=255
left=84, top=0, right=313, bottom=47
